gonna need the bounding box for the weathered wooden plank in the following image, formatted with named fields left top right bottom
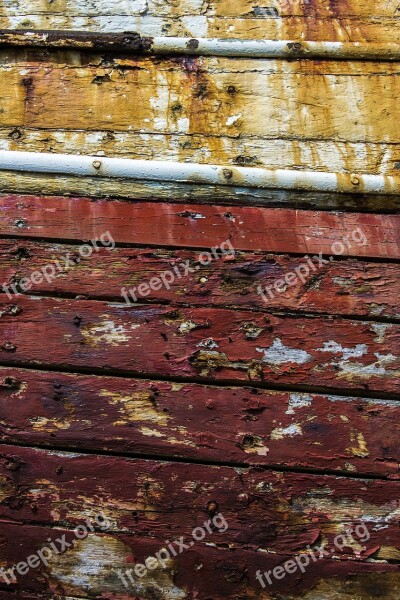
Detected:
left=1, top=172, right=400, bottom=212
left=1, top=0, right=398, bottom=20
left=0, top=296, right=399, bottom=394
left=0, top=446, right=400, bottom=555
left=0, top=441, right=398, bottom=600
left=1, top=53, right=400, bottom=144
left=1, top=240, right=399, bottom=319
left=0, top=366, right=398, bottom=476
left=1, top=2, right=400, bottom=42
left=2, top=129, right=400, bottom=177
left=1, top=195, right=399, bottom=258
left=0, top=522, right=398, bottom=600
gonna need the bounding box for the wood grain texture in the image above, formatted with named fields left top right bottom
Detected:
left=0, top=366, right=398, bottom=476
left=0, top=522, right=399, bottom=600
left=1, top=0, right=400, bottom=41
left=0, top=445, right=399, bottom=599
left=1, top=195, right=399, bottom=258
left=0, top=444, right=399, bottom=556
left=0, top=296, right=399, bottom=394
left=0, top=239, right=399, bottom=319
left=3, top=129, right=400, bottom=178
left=1, top=52, right=400, bottom=145
left=1, top=171, right=400, bottom=212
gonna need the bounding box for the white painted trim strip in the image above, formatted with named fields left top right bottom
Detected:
left=2, top=31, right=400, bottom=60
left=0, top=151, right=397, bottom=195
left=150, top=38, right=400, bottom=60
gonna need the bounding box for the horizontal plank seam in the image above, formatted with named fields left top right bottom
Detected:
left=0, top=440, right=392, bottom=481
left=1, top=235, right=400, bottom=262
left=3, top=126, right=400, bottom=145
left=0, top=359, right=397, bottom=402
left=4, top=127, right=400, bottom=148
left=3, top=290, right=400, bottom=325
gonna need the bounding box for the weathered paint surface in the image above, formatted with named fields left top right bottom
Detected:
left=1, top=0, right=400, bottom=41
left=1, top=445, right=400, bottom=554
left=0, top=296, right=399, bottom=394
left=1, top=173, right=400, bottom=212
left=0, top=51, right=399, bottom=143
left=0, top=367, right=398, bottom=476
left=0, top=48, right=399, bottom=184
left=3, top=130, right=400, bottom=178
left=0, top=522, right=399, bottom=599
left=1, top=195, right=399, bottom=258
left=0, top=8, right=399, bottom=598
left=0, top=240, right=399, bottom=319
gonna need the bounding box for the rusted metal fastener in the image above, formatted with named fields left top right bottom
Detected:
left=92, top=160, right=102, bottom=170
left=2, top=342, right=17, bottom=352
left=351, top=174, right=360, bottom=186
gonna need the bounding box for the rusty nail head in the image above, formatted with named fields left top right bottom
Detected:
left=92, top=160, right=102, bottom=169
left=187, top=39, right=200, bottom=49
left=288, top=42, right=302, bottom=52
left=351, top=174, right=360, bottom=185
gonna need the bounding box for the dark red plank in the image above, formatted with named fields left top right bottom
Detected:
left=0, top=367, right=398, bottom=476
left=1, top=194, right=399, bottom=258
left=0, top=296, right=399, bottom=394
left=0, top=521, right=398, bottom=600
left=0, top=240, right=399, bottom=319
left=0, top=445, right=399, bottom=561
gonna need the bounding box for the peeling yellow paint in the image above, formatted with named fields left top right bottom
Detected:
left=348, top=431, right=370, bottom=458
left=100, top=389, right=171, bottom=426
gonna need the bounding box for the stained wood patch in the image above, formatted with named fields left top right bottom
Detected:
left=0, top=240, right=399, bottom=319
left=1, top=195, right=399, bottom=258
left=0, top=296, right=399, bottom=394
left=0, top=366, right=398, bottom=476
